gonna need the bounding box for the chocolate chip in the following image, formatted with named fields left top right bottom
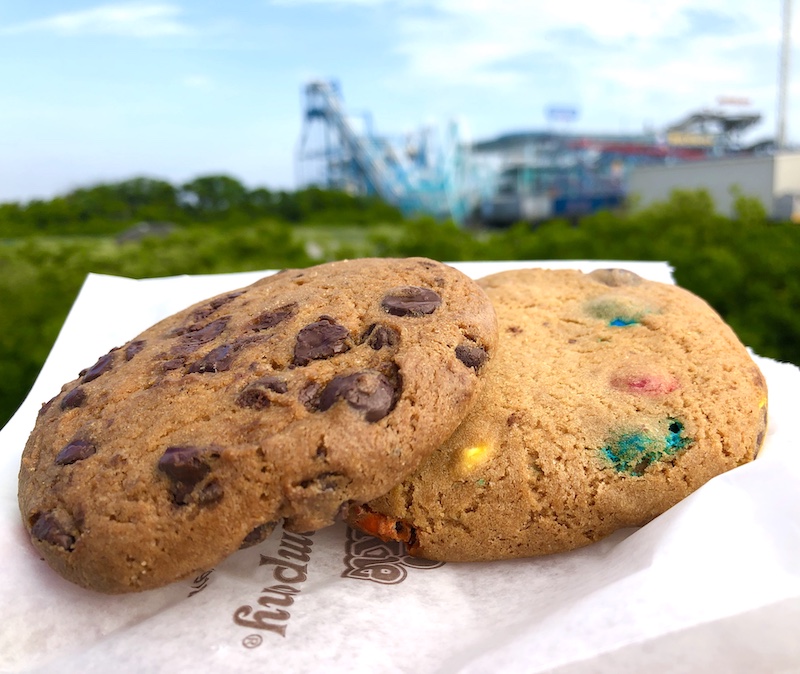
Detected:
left=60, top=387, right=87, bottom=410
left=251, top=303, right=297, bottom=331
left=125, top=340, right=146, bottom=361
left=55, top=438, right=96, bottom=465
left=161, top=357, right=185, bottom=371
left=236, top=391, right=267, bottom=410
left=240, top=522, right=277, bottom=549
left=381, top=287, right=441, bottom=317
left=455, top=344, right=488, bottom=371
left=157, top=446, right=211, bottom=504
left=298, top=381, right=322, bottom=411
left=38, top=397, right=56, bottom=417
left=180, top=317, right=229, bottom=347
left=192, top=291, right=245, bottom=321
left=235, top=390, right=267, bottom=410
left=158, top=446, right=209, bottom=482
left=188, top=344, right=234, bottom=373
left=80, top=352, right=114, bottom=383
left=236, top=376, right=288, bottom=409
left=213, top=291, right=244, bottom=308
left=30, top=512, right=75, bottom=550
left=263, top=375, right=288, bottom=393
left=318, top=371, right=396, bottom=422
left=228, top=333, right=270, bottom=355
left=362, top=323, right=400, bottom=350
left=293, top=317, right=350, bottom=366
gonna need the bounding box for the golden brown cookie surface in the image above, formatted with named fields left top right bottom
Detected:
left=349, top=268, right=768, bottom=561
left=18, top=257, right=498, bottom=592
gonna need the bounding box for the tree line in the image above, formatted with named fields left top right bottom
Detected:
left=0, top=174, right=403, bottom=237
left=1, top=176, right=798, bottom=427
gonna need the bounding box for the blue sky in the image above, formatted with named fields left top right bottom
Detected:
left=0, top=1, right=794, bottom=202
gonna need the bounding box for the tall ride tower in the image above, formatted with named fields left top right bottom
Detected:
left=296, top=80, right=479, bottom=223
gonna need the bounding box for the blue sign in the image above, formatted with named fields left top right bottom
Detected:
left=545, top=106, right=579, bottom=122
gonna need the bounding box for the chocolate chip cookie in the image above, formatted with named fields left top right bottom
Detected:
left=348, top=268, right=768, bottom=561
left=18, top=257, right=498, bottom=592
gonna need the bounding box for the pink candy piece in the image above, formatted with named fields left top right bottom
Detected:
left=611, top=373, right=679, bottom=396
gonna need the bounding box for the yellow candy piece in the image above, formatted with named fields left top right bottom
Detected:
left=457, top=443, right=491, bottom=473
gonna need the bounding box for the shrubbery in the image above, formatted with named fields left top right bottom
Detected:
left=1, top=177, right=797, bottom=427
left=0, top=175, right=402, bottom=238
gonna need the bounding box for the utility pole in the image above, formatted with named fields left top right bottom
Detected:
left=777, top=0, right=793, bottom=151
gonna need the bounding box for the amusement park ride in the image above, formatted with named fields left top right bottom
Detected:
left=296, top=80, right=768, bottom=226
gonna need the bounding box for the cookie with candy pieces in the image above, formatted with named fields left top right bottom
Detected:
left=348, top=267, right=768, bottom=561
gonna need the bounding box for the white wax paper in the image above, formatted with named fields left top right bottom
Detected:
left=1, top=260, right=798, bottom=674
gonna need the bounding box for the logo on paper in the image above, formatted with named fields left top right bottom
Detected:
left=341, top=526, right=444, bottom=584
left=188, top=569, right=214, bottom=597
left=233, top=530, right=315, bottom=640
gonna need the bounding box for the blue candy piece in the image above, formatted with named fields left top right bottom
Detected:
left=585, top=297, right=646, bottom=327
left=600, top=419, right=691, bottom=476
left=608, top=317, right=638, bottom=327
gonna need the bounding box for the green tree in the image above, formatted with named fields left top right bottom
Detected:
left=180, top=175, right=248, bottom=218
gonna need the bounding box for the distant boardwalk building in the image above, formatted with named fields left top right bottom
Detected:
left=628, top=153, right=800, bottom=222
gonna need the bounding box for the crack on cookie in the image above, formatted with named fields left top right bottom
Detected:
left=295, top=471, right=350, bottom=493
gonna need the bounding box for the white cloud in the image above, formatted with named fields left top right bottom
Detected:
left=398, top=3, right=774, bottom=77
left=358, top=0, right=788, bottom=135
left=1, top=3, right=193, bottom=38
left=274, top=0, right=785, bottom=104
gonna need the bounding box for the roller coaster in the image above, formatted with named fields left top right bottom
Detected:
left=296, top=80, right=484, bottom=223
left=296, top=80, right=766, bottom=226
